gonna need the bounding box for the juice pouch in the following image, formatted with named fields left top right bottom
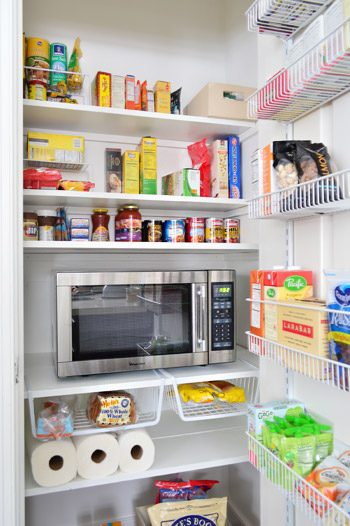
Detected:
left=325, top=270, right=350, bottom=390
left=281, top=430, right=316, bottom=477
left=262, top=422, right=284, bottom=454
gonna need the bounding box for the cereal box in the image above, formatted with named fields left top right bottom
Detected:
left=154, top=81, right=171, bottom=113
left=210, top=140, right=228, bottom=198
left=112, top=75, right=125, bottom=109
left=139, top=137, right=157, bottom=194
left=122, top=151, right=139, bottom=194
left=91, top=71, right=111, bottom=107
left=227, top=136, right=241, bottom=199
left=125, top=75, right=135, bottom=110
left=162, top=169, right=200, bottom=197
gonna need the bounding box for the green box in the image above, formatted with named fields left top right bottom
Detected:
left=162, top=169, right=200, bottom=196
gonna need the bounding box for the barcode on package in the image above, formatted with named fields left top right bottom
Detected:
left=73, top=138, right=82, bottom=149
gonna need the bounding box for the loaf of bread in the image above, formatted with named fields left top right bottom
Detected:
left=87, top=391, right=137, bottom=427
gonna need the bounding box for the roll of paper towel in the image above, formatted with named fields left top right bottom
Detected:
left=117, top=428, right=155, bottom=473
left=72, top=433, right=120, bottom=479
left=26, top=432, right=77, bottom=488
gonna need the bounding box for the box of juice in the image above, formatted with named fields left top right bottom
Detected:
left=210, top=139, right=228, bottom=199
left=154, top=81, right=171, bottom=113
left=122, top=151, right=139, bottom=194
left=139, top=137, right=157, bottom=194
left=91, top=71, right=111, bottom=107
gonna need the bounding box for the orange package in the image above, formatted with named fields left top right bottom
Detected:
left=135, top=80, right=141, bottom=110
left=125, top=75, right=135, bottom=110
left=141, top=80, right=148, bottom=111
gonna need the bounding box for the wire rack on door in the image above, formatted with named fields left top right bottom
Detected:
left=246, top=19, right=350, bottom=123
left=164, top=375, right=260, bottom=421
left=248, top=169, right=350, bottom=219
left=248, top=433, right=350, bottom=525
left=247, top=332, right=350, bottom=393
left=246, top=0, right=331, bottom=39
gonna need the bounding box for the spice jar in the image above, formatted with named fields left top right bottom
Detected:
left=120, top=205, right=142, bottom=242
left=115, top=207, right=124, bottom=241
left=37, top=210, right=56, bottom=241
left=23, top=212, right=38, bottom=241
left=91, top=209, right=110, bottom=241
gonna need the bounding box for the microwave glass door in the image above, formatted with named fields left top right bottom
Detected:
left=71, top=283, right=192, bottom=361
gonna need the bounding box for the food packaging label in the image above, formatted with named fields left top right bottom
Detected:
left=27, top=132, right=84, bottom=166
left=154, top=81, right=171, bottom=113
left=91, top=71, right=112, bottom=107
left=139, top=137, right=157, bottom=194
left=112, top=75, right=125, bottom=109
left=122, top=151, right=139, bottom=194
left=125, top=75, right=135, bottom=110
left=210, top=140, right=228, bottom=199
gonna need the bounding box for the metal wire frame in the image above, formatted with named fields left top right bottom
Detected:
left=248, top=433, right=350, bottom=525
left=247, top=169, right=350, bottom=219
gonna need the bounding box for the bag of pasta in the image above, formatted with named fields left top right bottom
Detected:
left=68, top=37, right=83, bottom=91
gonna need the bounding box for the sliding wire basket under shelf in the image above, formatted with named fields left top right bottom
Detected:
left=163, top=375, right=259, bottom=422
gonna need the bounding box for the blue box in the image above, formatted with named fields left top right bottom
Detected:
left=227, top=136, right=241, bottom=199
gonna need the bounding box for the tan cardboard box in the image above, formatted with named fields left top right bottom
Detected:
left=277, top=299, right=330, bottom=379
left=184, top=83, right=257, bottom=121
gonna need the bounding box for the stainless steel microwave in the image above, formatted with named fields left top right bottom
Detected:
left=56, top=270, right=236, bottom=377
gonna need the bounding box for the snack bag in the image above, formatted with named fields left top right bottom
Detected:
left=148, top=497, right=227, bottom=526
left=154, top=479, right=219, bottom=503
left=36, top=397, right=75, bottom=439
left=67, top=37, right=82, bottom=91
left=325, top=270, right=350, bottom=390
left=333, top=440, right=350, bottom=469
left=58, top=180, right=95, bottom=192
left=178, top=381, right=245, bottom=405
left=187, top=138, right=211, bottom=197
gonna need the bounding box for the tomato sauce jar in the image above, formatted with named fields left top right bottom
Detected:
left=91, top=209, right=110, bottom=241
left=120, top=205, right=142, bottom=242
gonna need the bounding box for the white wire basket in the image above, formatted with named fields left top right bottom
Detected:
left=246, top=19, right=350, bottom=122
left=248, top=169, right=350, bottom=219
left=246, top=0, right=331, bottom=39
left=26, top=379, right=164, bottom=438
left=248, top=433, right=350, bottom=525
left=164, top=376, right=259, bottom=422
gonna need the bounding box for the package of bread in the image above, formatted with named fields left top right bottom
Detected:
left=87, top=391, right=137, bottom=427
left=178, top=380, right=245, bottom=405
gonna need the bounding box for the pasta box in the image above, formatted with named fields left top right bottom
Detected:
left=184, top=83, right=257, bottom=121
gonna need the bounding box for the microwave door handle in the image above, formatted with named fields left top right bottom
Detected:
left=199, top=285, right=206, bottom=352
left=192, top=284, right=206, bottom=353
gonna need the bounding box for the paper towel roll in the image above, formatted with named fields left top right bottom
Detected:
left=26, top=432, right=77, bottom=488
left=117, top=428, right=155, bottom=473
left=72, top=433, right=120, bottom=479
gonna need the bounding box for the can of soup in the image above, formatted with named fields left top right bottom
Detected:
left=186, top=218, right=205, bottom=243
left=143, top=220, right=163, bottom=242
left=26, top=37, right=50, bottom=84
left=163, top=220, right=185, bottom=242
left=224, top=218, right=240, bottom=243
left=205, top=218, right=223, bottom=243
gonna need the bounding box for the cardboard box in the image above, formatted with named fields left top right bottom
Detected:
left=122, top=151, right=139, bottom=194
left=264, top=270, right=313, bottom=343
left=248, top=400, right=305, bottom=443
left=91, top=71, right=112, bottom=107
left=154, top=80, right=171, bottom=113
left=162, top=169, right=200, bottom=196
left=147, top=90, right=154, bottom=112
left=111, top=75, right=125, bottom=109
left=105, top=148, right=122, bottom=193
left=139, top=137, right=157, bottom=194
left=210, top=139, right=228, bottom=199
left=251, top=149, right=263, bottom=199
left=184, top=83, right=257, bottom=121
left=277, top=299, right=329, bottom=379
left=125, top=75, right=135, bottom=110
left=227, top=136, right=241, bottom=199
left=27, top=132, right=84, bottom=168
left=70, top=218, right=89, bottom=241
left=250, top=270, right=272, bottom=352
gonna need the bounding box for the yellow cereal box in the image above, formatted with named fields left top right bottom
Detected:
left=139, top=137, right=157, bottom=194
left=154, top=80, right=171, bottom=113
left=122, top=151, right=139, bottom=194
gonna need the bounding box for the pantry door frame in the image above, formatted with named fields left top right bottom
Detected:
left=0, top=0, right=24, bottom=524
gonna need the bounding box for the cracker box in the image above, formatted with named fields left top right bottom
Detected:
left=139, top=137, right=157, bottom=194
left=112, top=75, right=125, bottom=109
left=210, top=139, right=228, bottom=199
left=162, top=169, right=200, bottom=197
left=27, top=132, right=84, bottom=168
left=277, top=299, right=330, bottom=379
left=122, top=151, right=139, bottom=194
left=125, top=75, right=135, bottom=110
left=264, top=270, right=313, bottom=342
left=105, top=148, right=122, bottom=193
left=154, top=80, right=171, bottom=113
left=227, top=136, right=241, bottom=199
left=91, top=71, right=112, bottom=107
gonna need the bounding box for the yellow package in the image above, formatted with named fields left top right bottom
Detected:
left=154, top=81, right=171, bottom=113
left=178, top=381, right=245, bottom=404
left=139, top=137, right=157, bottom=194
left=122, top=151, right=139, bottom=194
left=27, top=132, right=84, bottom=167
left=67, top=37, right=82, bottom=91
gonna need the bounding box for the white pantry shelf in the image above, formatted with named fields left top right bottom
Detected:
left=23, top=190, right=248, bottom=214
left=23, top=100, right=255, bottom=141
left=23, top=241, right=258, bottom=254
left=25, top=412, right=248, bottom=496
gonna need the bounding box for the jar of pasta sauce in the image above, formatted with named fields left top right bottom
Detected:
left=224, top=218, right=240, bottom=243
left=92, top=209, right=110, bottom=241
left=120, top=205, right=142, bottom=242
left=186, top=218, right=205, bottom=243
left=205, top=218, right=223, bottom=243
left=115, top=207, right=124, bottom=241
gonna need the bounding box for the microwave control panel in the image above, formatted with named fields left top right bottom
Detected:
left=211, top=282, right=234, bottom=350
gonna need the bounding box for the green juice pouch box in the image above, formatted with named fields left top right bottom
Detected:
left=248, top=400, right=305, bottom=443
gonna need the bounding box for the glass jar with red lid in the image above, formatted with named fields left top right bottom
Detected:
left=91, top=209, right=110, bottom=241
left=120, top=205, right=142, bottom=242
left=115, top=207, right=124, bottom=241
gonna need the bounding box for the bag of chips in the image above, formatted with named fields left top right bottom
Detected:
left=148, top=497, right=227, bottom=526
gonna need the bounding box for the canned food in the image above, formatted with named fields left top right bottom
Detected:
left=143, top=220, right=162, bottom=242
left=163, top=220, right=185, bottom=243
left=186, top=218, right=205, bottom=243
left=28, top=80, right=47, bottom=101
left=26, top=38, right=50, bottom=84
left=224, top=218, right=240, bottom=243
left=205, top=218, right=223, bottom=243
